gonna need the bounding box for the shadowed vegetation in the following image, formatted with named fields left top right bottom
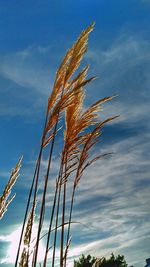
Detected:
left=74, top=253, right=128, bottom=267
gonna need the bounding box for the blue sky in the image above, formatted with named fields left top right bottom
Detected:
left=0, top=0, right=150, bottom=266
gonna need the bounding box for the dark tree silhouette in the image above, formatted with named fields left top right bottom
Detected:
left=74, top=253, right=128, bottom=267
left=74, top=254, right=96, bottom=267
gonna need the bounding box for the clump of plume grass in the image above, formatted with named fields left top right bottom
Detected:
left=0, top=156, right=22, bottom=220
left=15, top=23, right=118, bottom=267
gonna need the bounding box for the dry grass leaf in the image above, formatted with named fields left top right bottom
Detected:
left=0, top=156, right=23, bottom=220
left=76, top=95, right=116, bottom=134
left=19, top=202, right=36, bottom=267
left=63, top=236, right=72, bottom=262
left=45, top=87, right=83, bottom=135
left=65, top=64, right=89, bottom=91
left=74, top=116, right=119, bottom=187
left=47, top=23, right=95, bottom=113
left=24, top=203, right=36, bottom=246
left=48, top=47, right=74, bottom=112
left=44, top=82, right=91, bottom=147
left=65, top=23, right=95, bottom=83
left=64, top=66, right=92, bottom=152
left=19, top=248, right=28, bottom=267
left=63, top=95, right=116, bottom=167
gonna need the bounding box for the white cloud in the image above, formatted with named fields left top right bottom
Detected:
left=0, top=46, right=53, bottom=95
left=0, top=32, right=150, bottom=125
left=0, top=225, right=45, bottom=265
left=19, top=130, right=149, bottom=267
left=64, top=133, right=150, bottom=266
left=86, top=34, right=150, bottom=129
left=0, top=45, right=56, bottom=118
left=12, top=98, right=149, bottom=266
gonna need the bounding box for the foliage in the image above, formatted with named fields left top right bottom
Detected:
left=99, top=253, right=127, bottom=267
left=74, top=253, right=128, bottom=267
left=74, top=254, right=96, bottom=267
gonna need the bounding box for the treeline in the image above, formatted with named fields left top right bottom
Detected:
left=74, top=253, right=128, bottom=267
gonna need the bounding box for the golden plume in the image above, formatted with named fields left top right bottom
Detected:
left=47, top=23, right=95, bottom=113
left=0, top=156, right=23, bottom=220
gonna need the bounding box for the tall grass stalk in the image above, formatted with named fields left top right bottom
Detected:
left=32, top=112, right=62, bottom=267
left=14, top=22, right=118, bottom=267
left=15, top=109, right=49, bottom=267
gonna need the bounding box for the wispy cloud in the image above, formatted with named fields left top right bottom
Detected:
left=0, top=45, right=57, bottom=118
left=62, top=130, right=150, bottom=266
left=0, top=33, right=150, bottom=123
left=86, top=34, right=150, bottom=128
left=19, top=129, right=149, bottom=267
left=0, top=46, right=54, bottom=94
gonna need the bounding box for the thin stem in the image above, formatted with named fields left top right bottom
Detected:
left=43, top=150, right=65, bottom=267
left=60, top=154, right=67, bottom=267
left=64, top=167, right=80, bottom=267
left=60, top=183, right=66, bottom=267
left=51, top=154, right=65, bottom=267
left=43, top=184, right=58, bottom=267
left=15, top=160, right=38, bottom=267
left=64, top=187, right=75, bottom=267
left=15, top=109, right=49, bottom=267
left=51, top=182, right=62, bottom=267
left=32, top=117, right=59, bottom=267
left=33, top=81, right=66, bottom=266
